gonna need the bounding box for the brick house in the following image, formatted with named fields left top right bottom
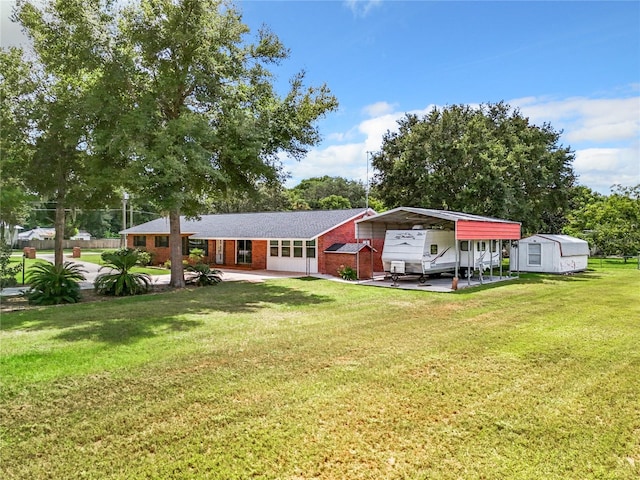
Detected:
left=122, top=209, right=377, bottom=278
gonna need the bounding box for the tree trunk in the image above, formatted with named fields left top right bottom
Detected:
left=54, top=201, right=65, bottom=266
left=169, top=208, right=185, bottom=288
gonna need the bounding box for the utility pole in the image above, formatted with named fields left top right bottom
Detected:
left=121, top=192, right=129, bottom=248
left=366, top=151, right=373, bottom=209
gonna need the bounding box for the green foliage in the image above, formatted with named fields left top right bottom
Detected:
left=337, top=264, right=357, bottom=280
left=371, top=103, right=576, bottom=234
left=136, top=250, right=153, bottom=267
left=318, top=194, right=351, bottom=210
left=185, top=263, right=223, bottom=286
left=25, top=261, right=86, bottom=305
left=5, top=1, right=119, bottom=266
left=0, top=242, right=22, bottom=288
left=291, top=176, right=367, bottom=209
left=95, top=249, right=151, bottom=296
left=188, top=248, right=205, bottom=264
left=564, top=184, right=640, bottom=256
left=98, top=0, right=338, bottom=288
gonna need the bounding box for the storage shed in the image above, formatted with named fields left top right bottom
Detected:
left=511, top=234, right=589, bottom=274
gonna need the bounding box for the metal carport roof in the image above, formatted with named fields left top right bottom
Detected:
left=355, top=207, right=521, bottom=240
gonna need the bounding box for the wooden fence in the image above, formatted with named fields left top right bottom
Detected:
left=16, top=239, right=121, bottom=250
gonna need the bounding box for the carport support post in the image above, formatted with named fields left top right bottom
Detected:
left=499, top=239, right=503, bottom=279
left=467, top=242, right=472, bottom=287
left=454, top=239, right=459, bottom=279
left=488, top=241, right=493, bottom=282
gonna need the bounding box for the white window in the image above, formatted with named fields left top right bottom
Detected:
left=528, top=243, right=541, bottom=266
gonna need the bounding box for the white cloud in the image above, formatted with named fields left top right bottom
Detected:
left=362, top=101, right=396, bottom=117
left=513, top=95, right=640, bottom=144
left=343, top=0, right=382, bottom=17
left=286, top=92, right=639, bottom=194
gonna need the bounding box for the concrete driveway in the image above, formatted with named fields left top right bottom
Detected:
left=0, top=254, right=312, bottom=297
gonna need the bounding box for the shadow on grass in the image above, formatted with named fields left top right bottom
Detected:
left=454, top=270, right=603, bottom=295
left=1, top=280, right=334, bottom=344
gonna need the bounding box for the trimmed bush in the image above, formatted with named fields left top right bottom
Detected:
left=26, top=262, right=86, bottom=305
left=95, top=248, right=151, bottom=296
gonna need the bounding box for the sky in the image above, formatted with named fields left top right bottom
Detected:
left=2, top=0, right=639, bottom=195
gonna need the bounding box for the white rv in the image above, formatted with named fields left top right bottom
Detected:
left=381, top=228, right=501, bottom=281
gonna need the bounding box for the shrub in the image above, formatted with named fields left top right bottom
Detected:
left=337, top=264, right=357, bottom=281
left=136, top=250, right=153, bottom=266
left=185, top=263, right=223, bottom=286
left=188, top=248, right=205, bottom=264
left=0, top=242, right=21, bottom=289
left=26, top=262, right=86, bottom=305
left=95, top=248, right=151, bottom=296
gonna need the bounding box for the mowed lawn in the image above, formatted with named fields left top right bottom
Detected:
left=1, top=264, right=639, bottom=479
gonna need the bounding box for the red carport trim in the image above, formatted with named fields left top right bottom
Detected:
left=455, top=220, right=521, bottom=240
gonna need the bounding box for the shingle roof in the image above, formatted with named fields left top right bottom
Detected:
left=122, top=209, right=372, bottom=240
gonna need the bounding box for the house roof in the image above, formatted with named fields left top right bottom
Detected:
left=122, top=209, right=374, bottom=240
left=324, top=242, right=376, bottom=254
left=356, top=207, right=521, bottom=240
left=522, top=234, right=589, bottom=257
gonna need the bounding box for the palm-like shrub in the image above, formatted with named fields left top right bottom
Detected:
left=26, top=261, right=86, bottom=305
left=95, top=248, right=151, bottom=296
left=185, top=263, right=223, bottom=286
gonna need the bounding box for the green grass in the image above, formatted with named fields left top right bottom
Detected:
left=1, top=263, right=639, bottom=479
left=78, top=252, right=170, bottom=276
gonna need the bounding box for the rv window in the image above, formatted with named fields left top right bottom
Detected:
left=492, top=240, right=497, bottom=252
left=430, top=244, right=438, bottom=255
left=476, top=241, right=486, bottom=252
left=460, top=241, right=469, bottom=252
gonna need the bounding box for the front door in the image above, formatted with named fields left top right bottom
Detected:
left=215, top=240, right=224, bottom=264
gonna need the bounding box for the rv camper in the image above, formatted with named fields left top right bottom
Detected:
left=381, top=228, right=501, bottom=281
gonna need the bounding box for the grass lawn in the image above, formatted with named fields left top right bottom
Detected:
left=6, top=251, right=169, bottom=283
left=1, top=262, right=638, bottom=479
left=77, top=252, right=170, bottom=276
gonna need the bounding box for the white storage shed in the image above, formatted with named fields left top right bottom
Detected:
left=511, top=234, right=589, bottom=274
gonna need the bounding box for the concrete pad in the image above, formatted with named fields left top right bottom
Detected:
left=356, top=272, right=517, bottom=293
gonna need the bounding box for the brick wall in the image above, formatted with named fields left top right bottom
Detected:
left=252, top=240, right=267, bottom=269
left=324, top=248, right=374, bottom=280
left=317, top=215, right=360, bottom=274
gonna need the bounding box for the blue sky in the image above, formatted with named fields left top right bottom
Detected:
left=2, top=0, right=639, bottom=194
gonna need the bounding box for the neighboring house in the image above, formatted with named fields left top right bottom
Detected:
left=17, top=227, right=56, bottom=241
left=1, top=223, right=23, bottom=246
left=70, top=230, right=92, bottom=241
left=121, top=209, right=376, bottom=277
left=510, top=234, right=589, bottom=274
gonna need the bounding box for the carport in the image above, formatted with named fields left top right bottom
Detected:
left=355, top=207, right=521, bottom=287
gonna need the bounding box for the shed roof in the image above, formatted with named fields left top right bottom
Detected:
left=122, top=209, right=374, bottom=240
left=324, top=242, right=376, bottom=254
left=521, top=234, right=589, bottom=257
left=356, top=207, right=521, bottom=240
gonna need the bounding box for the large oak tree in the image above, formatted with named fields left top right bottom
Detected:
left=371, top=103, right=576, bottom=234
left=2, top=0, right=116, bottom=265
left=105, top=0, right=338, bottom=287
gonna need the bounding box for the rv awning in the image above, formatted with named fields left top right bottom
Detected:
left=356, top=207, right=521, bottom=240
